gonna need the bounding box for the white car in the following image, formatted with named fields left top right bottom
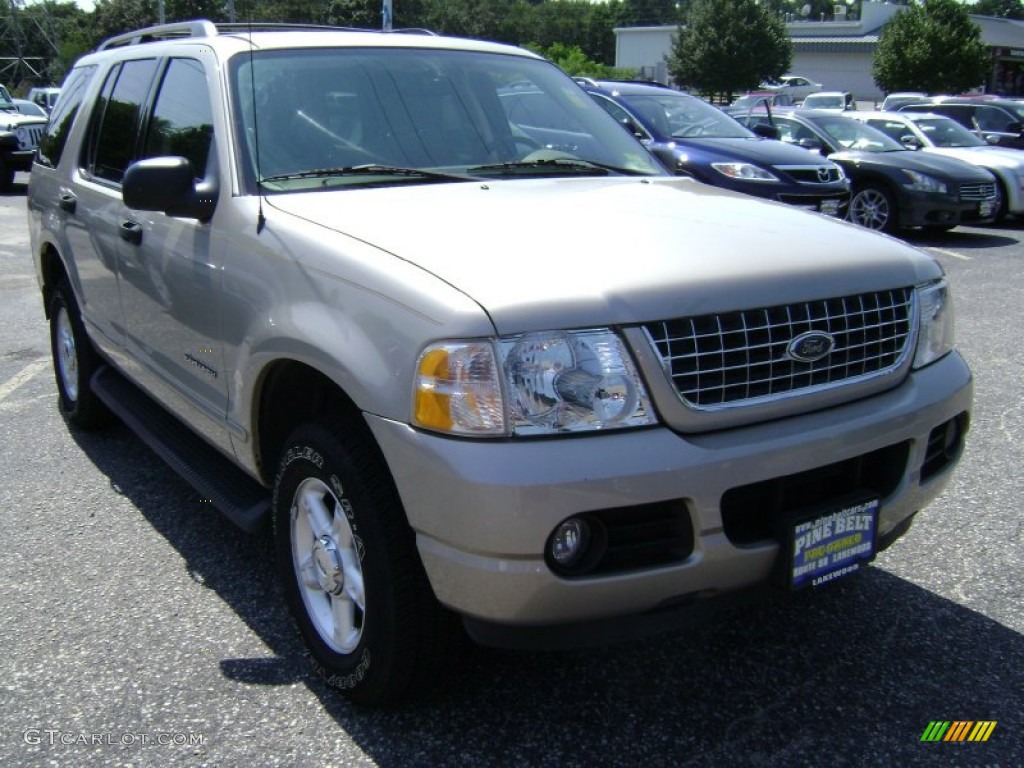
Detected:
left=761, top=75, right=823, bottom=102
left=849, top=110, right=1024, bottom=221
left=801, top=91, right=857, bottom=113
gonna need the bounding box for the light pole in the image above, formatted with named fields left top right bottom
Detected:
left=382, top=0, right=392, bottom=31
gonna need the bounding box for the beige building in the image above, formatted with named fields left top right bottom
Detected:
left=614, top=1, right=1024, bottom=101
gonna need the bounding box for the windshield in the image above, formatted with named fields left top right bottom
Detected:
left=804, top=94, right=843, bottom=109
left=616, top=91, right=752, bottom=139
left=813, top=116, right=904, bottom=152
left=912, top=117, right=987, bottom=148
left=231, top=48, right=664, bottom=192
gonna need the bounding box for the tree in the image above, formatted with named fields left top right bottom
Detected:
left=527, top=41, right=634, bottom=79
left=873, top=0, right=990, bottom=95
left=666, top=0, right=791, bottom=101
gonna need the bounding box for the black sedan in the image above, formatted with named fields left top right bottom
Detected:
left=740, top=108, right=999, bottom=232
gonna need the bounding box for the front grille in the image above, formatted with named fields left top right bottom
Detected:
left=17, top=125, right=44, bottom=150
left=777, top=165, right=843, bottom=184
left=644, top=288, right=914, bottom=409
left=959, top=182, right=997, bottom=202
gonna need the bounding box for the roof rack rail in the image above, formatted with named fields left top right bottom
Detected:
left=96, top=19, right=441, bottom=51
left=215, top=22, right=368, bottom=34
left=97, top=20, right=218, bottom=50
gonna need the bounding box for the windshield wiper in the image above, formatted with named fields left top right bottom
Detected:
left=259, top=164, right=476, bottom=184
left=467, top=158, right=642, bottom=176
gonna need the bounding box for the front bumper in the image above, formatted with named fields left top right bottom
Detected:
left=898, top=188, right=997, bottom=227
left=367, top=351, right=971, bottom=631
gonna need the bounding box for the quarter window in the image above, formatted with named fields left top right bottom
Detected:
left=37, top=66, right=96, bottom=169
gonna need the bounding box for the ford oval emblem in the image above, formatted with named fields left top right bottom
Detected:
left=788, top=331, right=834, bottom=363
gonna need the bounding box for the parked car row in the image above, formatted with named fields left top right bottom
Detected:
left=0, top=87, right=49, bottom=191
left=584, top=81, right=850, bottom=217
left=736, top=108, right=999, bottom=232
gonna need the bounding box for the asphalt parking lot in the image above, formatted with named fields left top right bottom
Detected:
left=0, top=171, right=1021, bottom=767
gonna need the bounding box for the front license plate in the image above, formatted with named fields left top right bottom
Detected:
left=788, top=498, right=879, bottom=589
left=979, top=200, right=995, bottom=217
left=819, top=199, right=841, bottom=217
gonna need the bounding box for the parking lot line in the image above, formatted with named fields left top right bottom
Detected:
left=926, top=247, right=971, bottom=261
left=0, top=359, right=49, bottom=403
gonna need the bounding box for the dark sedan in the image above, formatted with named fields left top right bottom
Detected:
left=739, top=108, right=999, bottom=232
left=583, top=81, right=850, bottom=217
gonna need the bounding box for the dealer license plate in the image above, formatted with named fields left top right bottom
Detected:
left=979, top=200, right=995, bottom=218
left=788, top=498, right=879, bottom=589
left=819, top=199, right=841, bottom=217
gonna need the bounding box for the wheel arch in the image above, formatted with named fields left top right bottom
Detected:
left=38, top=242, right=70, bottom=319
left=253, top=359, right=378, bottom=487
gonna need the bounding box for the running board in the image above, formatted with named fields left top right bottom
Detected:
left=91, top=366, right=270, bottom=533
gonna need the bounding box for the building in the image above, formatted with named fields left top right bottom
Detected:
left=614, top=1, right=1024, bottom=101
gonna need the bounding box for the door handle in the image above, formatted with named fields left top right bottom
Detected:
left=58, top=192, right=76, bottom=213
left=119, top=220, right=143, bottom=246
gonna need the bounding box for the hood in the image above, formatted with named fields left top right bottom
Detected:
left=0, top=111, right=46, bottom=131
left=830, top=148, right=996, bottom=182
left=266, top=176, right=940, bottom=334
left=666, top=136, right=836, bottom=168
left=926, top=145, right=1024, bottom=172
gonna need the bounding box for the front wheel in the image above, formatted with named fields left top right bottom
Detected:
left=273, top=419, right=458, bottom=706
left=848, top=184, right=896, bottom=232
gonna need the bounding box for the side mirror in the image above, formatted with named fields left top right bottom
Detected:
left=123, top=155, right=218, bottom=222
left=899, top=134, right=922, bottom=150
left=620, top=117, right=645, bottom=140
left=796, top=137, right=826, bottom=153
left=751, top=122, right=780, bottom=140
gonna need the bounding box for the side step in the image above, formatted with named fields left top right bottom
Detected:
left=91, top=366, right=271, bottom=533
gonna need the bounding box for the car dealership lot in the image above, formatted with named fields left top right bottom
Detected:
left=1, top=173, right=1020, bottom=766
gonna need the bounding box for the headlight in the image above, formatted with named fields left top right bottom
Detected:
left=902, top=169, right=947, bottom=194
left=710, top=162, right=779, bottom=182
left=413, top=329, right=655, bottom=436
left=913, top=279, right=955, bottom=369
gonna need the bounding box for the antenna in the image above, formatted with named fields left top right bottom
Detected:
left=246, top=7, right=266, bottom=234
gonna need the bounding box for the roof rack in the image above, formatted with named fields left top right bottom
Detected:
left=96, top=19, right=438, bottom=50
left=97, top=20, right=218, bottom=50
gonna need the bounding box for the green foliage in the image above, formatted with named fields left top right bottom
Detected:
left=528, top=42, right=635, bottom=79
left=666, top=0, right=791, bottom=100
left=873, top=0, right=990, bottom=94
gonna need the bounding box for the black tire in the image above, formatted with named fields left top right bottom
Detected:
left=848, top=184, right=897, bottom=232
left=992, top=178, right=1008, bottom=224
left=273, top=418, right=459, bottom=706
left=48, top=279, right=110, bottom=428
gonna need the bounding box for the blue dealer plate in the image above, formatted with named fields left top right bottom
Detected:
left=789, top=498, right=879, bottom=589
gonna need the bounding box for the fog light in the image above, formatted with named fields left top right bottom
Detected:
left=551, top=517, right=590, bottom=566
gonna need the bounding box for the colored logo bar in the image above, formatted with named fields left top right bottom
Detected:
left=921, top=721, right=997, bottom=742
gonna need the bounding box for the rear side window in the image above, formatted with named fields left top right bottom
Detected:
left=37, top=66, right=96, bottom=169
left=87, top=58, right=158, bottom=184
left=140, top=58, right=214, bottom=178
